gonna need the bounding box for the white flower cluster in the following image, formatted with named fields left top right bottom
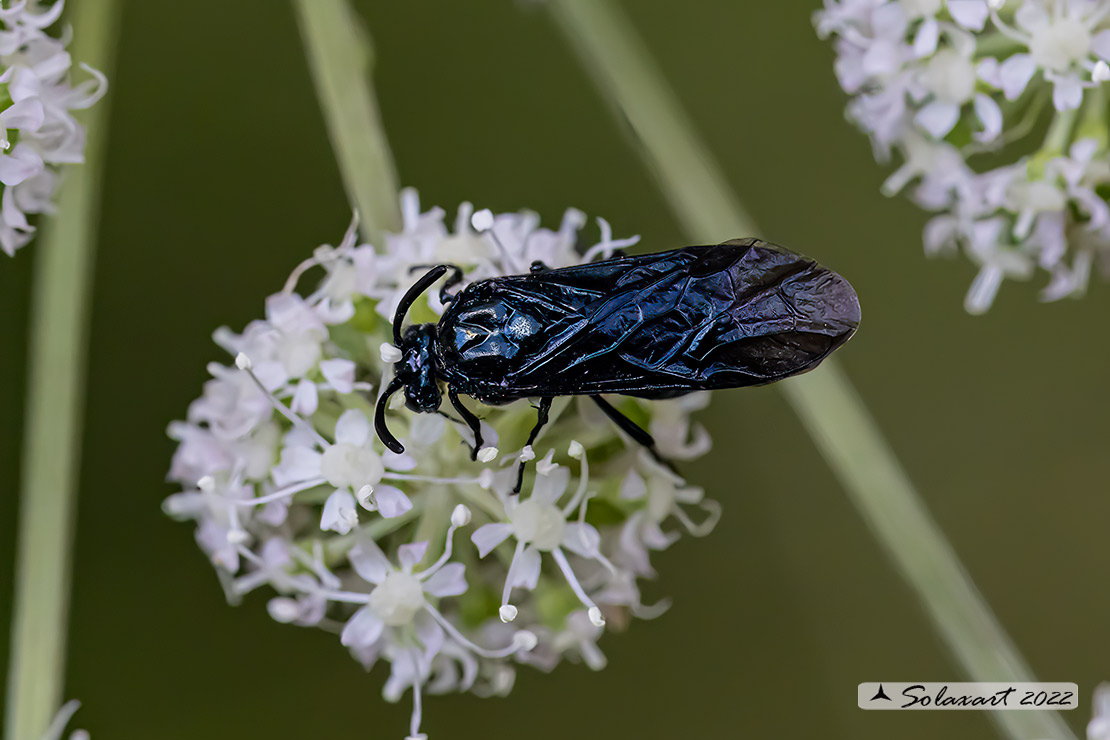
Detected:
left=815, top=0, right=1110, bottom=312
left=164, top=190, right=718, bottom=739
left=0, top=0, right=106, bottom=256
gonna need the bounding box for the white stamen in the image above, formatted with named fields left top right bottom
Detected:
left=408, top=648, right=426, bottom=740
left=425, top=603, right=531, bottom=658
left=239, top=360, right=330, bottom=448
left=471, top=208, right=495, bottom=231
left=197, top=475, right=216, bottom=492
left=230, top=476, right=326, bottom=507
left=418, top=506, right=468, bottom=579
left=477, top=446, right=499, bottom=463
left=380, top=342, right=403, bottom=363
left=562, top=447, right=591, bottom=517
left=1094, top=60, right=1110, bottom=83
left=499, top=604, right=518, bottom=623
left=356, top=484, right=375, bottom=509
left=568, top=440, right=584, bottom=459
left=519, top=445, right=536, bottom=462
left=451, top=504, right=472, bottom=527
left=588, top=606, right=606, bottom=628
left=227, top=529, right=249, bottom=545
left=551, top=547, right=605, bottom=627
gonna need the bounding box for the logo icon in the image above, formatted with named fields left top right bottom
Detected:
left=870, top=684, right=892, bottom=702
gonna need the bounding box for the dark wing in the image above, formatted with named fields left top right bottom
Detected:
left=436, top=239, right=860, bottom=401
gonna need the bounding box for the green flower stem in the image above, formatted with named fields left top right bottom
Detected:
left=547, top=2, right=1074, bottom=740
left=1044, top=107, right=1078, bottom=156
left=293, top=0, right=402, bottom=246
left=3, top=2, right=120, bottom=739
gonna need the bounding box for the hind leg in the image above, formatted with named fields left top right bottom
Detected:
left=448, top=387, right=482, bottom=460
left=590, top=395, right=678, bottom=475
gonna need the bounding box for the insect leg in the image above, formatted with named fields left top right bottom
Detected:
left=514, top=396, right=553, bottom=493
left=439, top=265, right=464, bottom=304
left=590, top=395, right=678, bottom=475
left=448, top=386, right=482, bottom=461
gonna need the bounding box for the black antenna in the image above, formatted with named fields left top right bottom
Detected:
left=392, top=265, right=448, bottom=346
left=374, top=376, right=406, bottom=454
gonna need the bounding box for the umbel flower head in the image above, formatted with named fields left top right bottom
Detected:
left=164, top=189, right=719, bottom=739
left=0, top=0, right=106, bottom=256
left=815, top=0, right=1110, bottom=312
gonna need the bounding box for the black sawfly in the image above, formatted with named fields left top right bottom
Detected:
left=374, top=237, right=861, bottom=489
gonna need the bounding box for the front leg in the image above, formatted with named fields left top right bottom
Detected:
left=514, top=396, right=553, bottom=493
left=448, top=386, right=482, bottom=460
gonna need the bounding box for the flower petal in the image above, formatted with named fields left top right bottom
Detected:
left=320, top=358, right=355, bottom=394
left=915, top=101, right=960, bottom=138
left=1093, top=29, right=1110, bottom=61
left=349, top=543, right=390, bottom=588
left=383, top=449, right=417, bottom=472
left=340, top=605, right=385, bottom=649
left=334, top=408, right=370, bottom=446
left=398, top=541, right=429, bottom=571
left=414, top=609, right=445, bottom=661
left=271, top=446, right=322, bottom=486
left=998, top=53, right=1036, bottom=101
left=1052, top=76, right=1083, bottom=111
left=562, top=522, right=601, bottom=558
left=947, top=0, right=988, bottom=31
left=290, top=378, right=318, bottom=415
left=320, top=489, right=357, bottom=534
left=422, top=562, right=467, bottom=597
left=510, top=546, right=541, bottom=590
left=0, top=98, right=43, bottom=131
left=0, top=144, right=43, bottom=186
left=374, top=484, right=413, bottom=519
left=532, top=465, right=570, bottom=505
left=471, top=523, right=512, bottom=558
left=972, top=93, right=1002, bottom=142
left=912, top=18, right=938, bottom=58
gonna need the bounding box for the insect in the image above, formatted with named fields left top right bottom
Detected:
left=374, top=238, right=861, bottom=489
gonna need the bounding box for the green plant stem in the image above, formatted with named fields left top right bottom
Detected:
left=293, top=0, right=402, bottom=246
left=548, top=2, right=1075, bottom=739
left=4, top=2, right=119, bottom=739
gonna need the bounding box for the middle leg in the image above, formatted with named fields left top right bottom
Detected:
left=514, top=396, right=553, bottom=493
left=448, top=386, right=482, bottom=460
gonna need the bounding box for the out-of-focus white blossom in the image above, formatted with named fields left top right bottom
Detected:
left=1091, top=683, right=1110, bottom=740
left=0, top=1, right=106, bottom=256
left=165, top=189, right=716, bottom=739
left=41, top=700, right=88, bottom=740
left=815, top=0, right=1110, bottom=312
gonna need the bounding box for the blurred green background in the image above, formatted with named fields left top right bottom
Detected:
left=1, top=1, right=1108, bottom=738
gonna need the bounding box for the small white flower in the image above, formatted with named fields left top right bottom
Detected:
left=1090, top=683, right=1110, bottom=740
left=0, top=1, right=106, bottom=256
left=816, top=0, right=1110, bottom=310
left=40, top=699, right=87, bottom=740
